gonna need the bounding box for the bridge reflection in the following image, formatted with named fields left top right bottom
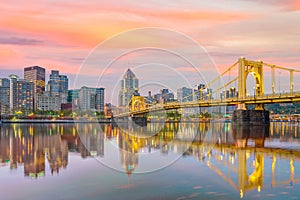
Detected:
left=0, top=122, right=299, bottom=198
left=109, top=121, right=300, bottom=198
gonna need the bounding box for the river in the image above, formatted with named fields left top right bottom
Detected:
left=0, top=122, right=299, bottom=200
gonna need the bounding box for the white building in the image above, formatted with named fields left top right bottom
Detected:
left=37, top=92, right=62, bottom=111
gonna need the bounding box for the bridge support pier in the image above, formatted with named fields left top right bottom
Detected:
left=232, top=111, right=269, bottom=148
left=232, top=110, right=270, bottom=126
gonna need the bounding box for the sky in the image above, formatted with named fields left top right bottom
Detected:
left=1, top=0, right=300, bottom=103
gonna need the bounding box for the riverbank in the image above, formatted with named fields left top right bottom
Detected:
left=0, top=119, right=111, bottom=123
left=1, top=118, right=298, bottom=124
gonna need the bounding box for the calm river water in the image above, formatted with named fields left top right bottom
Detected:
left=0, top=122, right=299, bottom=200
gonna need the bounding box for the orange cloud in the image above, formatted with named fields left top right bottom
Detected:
left=0, top=47, right=18, bottom=61
left=0, top=1, right=255, bottom=50
left=0, top=0, right=299, bottom=93
left=287, top=0, right=300, bottom=10
left=0, top=46, right=24, bottom=69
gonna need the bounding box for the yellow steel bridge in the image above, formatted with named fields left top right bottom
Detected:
left=114, top=57, right=300, bottom=118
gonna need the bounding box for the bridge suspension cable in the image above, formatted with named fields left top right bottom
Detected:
left=179, top=60, right=239, bottom=102
left=205, top=60, right=239, bottom=89
left=263, top=61, right=300, bottom=94
left=211, top=77, right=238, bottom=97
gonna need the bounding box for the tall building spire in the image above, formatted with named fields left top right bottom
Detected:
left=119, top=69, right=139, bottom=106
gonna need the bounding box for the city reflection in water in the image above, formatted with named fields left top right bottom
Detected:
left=0, top=122, right=299, bottom=198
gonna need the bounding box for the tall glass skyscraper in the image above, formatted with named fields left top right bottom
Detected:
left=118, top=69, right=139, bottom=106
left=48, top=70, right=69, bottom=95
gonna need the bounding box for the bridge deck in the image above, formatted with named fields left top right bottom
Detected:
left=115, top=92, right=300, bottom=117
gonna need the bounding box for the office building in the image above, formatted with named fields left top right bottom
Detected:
left=24, top=66, right=45, bottom=95
left=152, top=89, right=174, bottom=103
left=0, top=78, right=10, bottom=113
left=220, top=87, right=237, bottom=99
left=161, top=89, right=175, bottom=103
left=48, top=70, right=68, bottom=95
left=8, top=75, right=34, bottom=112
left=9, top=74, right=18, bottom=111
left=78, top=87, right=105, bottom=112
left=153, top=93, right=162, bottom=102
left=118, top=69, right=139, bottom=107
left=195, top=84, right=213, bottom=100
left=24, top=66, right=45, bottom=110
left=16, top=79, right=34, bottom=111
left=145, top=91, right=157, bottom=104
left=177, top=87, right=193, bottom=102
left=67, top=89, right=79, bottom=109
left=37, top=92, right=62, bottom=111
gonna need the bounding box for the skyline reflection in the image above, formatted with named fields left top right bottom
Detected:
left=0, top=122, right=299, bottom=198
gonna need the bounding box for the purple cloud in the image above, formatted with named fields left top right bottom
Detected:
left=0, top=36, right=43, bottom=45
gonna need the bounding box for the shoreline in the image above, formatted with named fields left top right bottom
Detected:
left=0, top=118, right=298, bottom=124
left=0, top=119, right=109, bottom=123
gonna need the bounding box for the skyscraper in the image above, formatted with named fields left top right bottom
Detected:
left=78, top=87, right=105, bottom=112
left=9, top=74, right=18, bottom=111
left=48, top=70, right=68, bottom=95
left=160, top=89, right=174, bottom=103
left=34, top=70, right=69, bottom=112
left=0, top=78, right=10, bottom=113
left=24, top=66, right=46, bottom=95
left=95, top=88, right=105, bottom=112
left=118, top=69, right=139, bottom=106
left=9, top=75, right=34, bottom=112
left=177, top=87, right=193, bottom=102
left=16, top=79, right=34, bottom=111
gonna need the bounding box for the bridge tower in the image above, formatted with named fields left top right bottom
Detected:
left=129, top=96, right=146, bottom=112
left=129, top=95, right=147, bottom=126
left=238, top=57, right=264, bottom=110
left=233, top=57, right=269, bottom=126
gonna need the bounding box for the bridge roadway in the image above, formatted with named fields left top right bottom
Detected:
left=115, top=92, right=300, bottom=117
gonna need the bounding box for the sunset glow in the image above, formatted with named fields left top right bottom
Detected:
left=1, top=0, right=300, bottom=92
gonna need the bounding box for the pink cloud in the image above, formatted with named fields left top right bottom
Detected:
left=0, top=0, right=299, bottom=96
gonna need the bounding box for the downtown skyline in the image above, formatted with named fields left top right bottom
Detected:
left=1, top=1, right=300, bottom=104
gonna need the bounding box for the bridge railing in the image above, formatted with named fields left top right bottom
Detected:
left=149, top=92, right=300, bottom=108
left=114, top=91, right=300, bottom=116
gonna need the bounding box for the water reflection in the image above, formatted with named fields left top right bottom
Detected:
left=0, top=124, right=69, bottom=178
left=0, top=122, right=299, bottom=198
